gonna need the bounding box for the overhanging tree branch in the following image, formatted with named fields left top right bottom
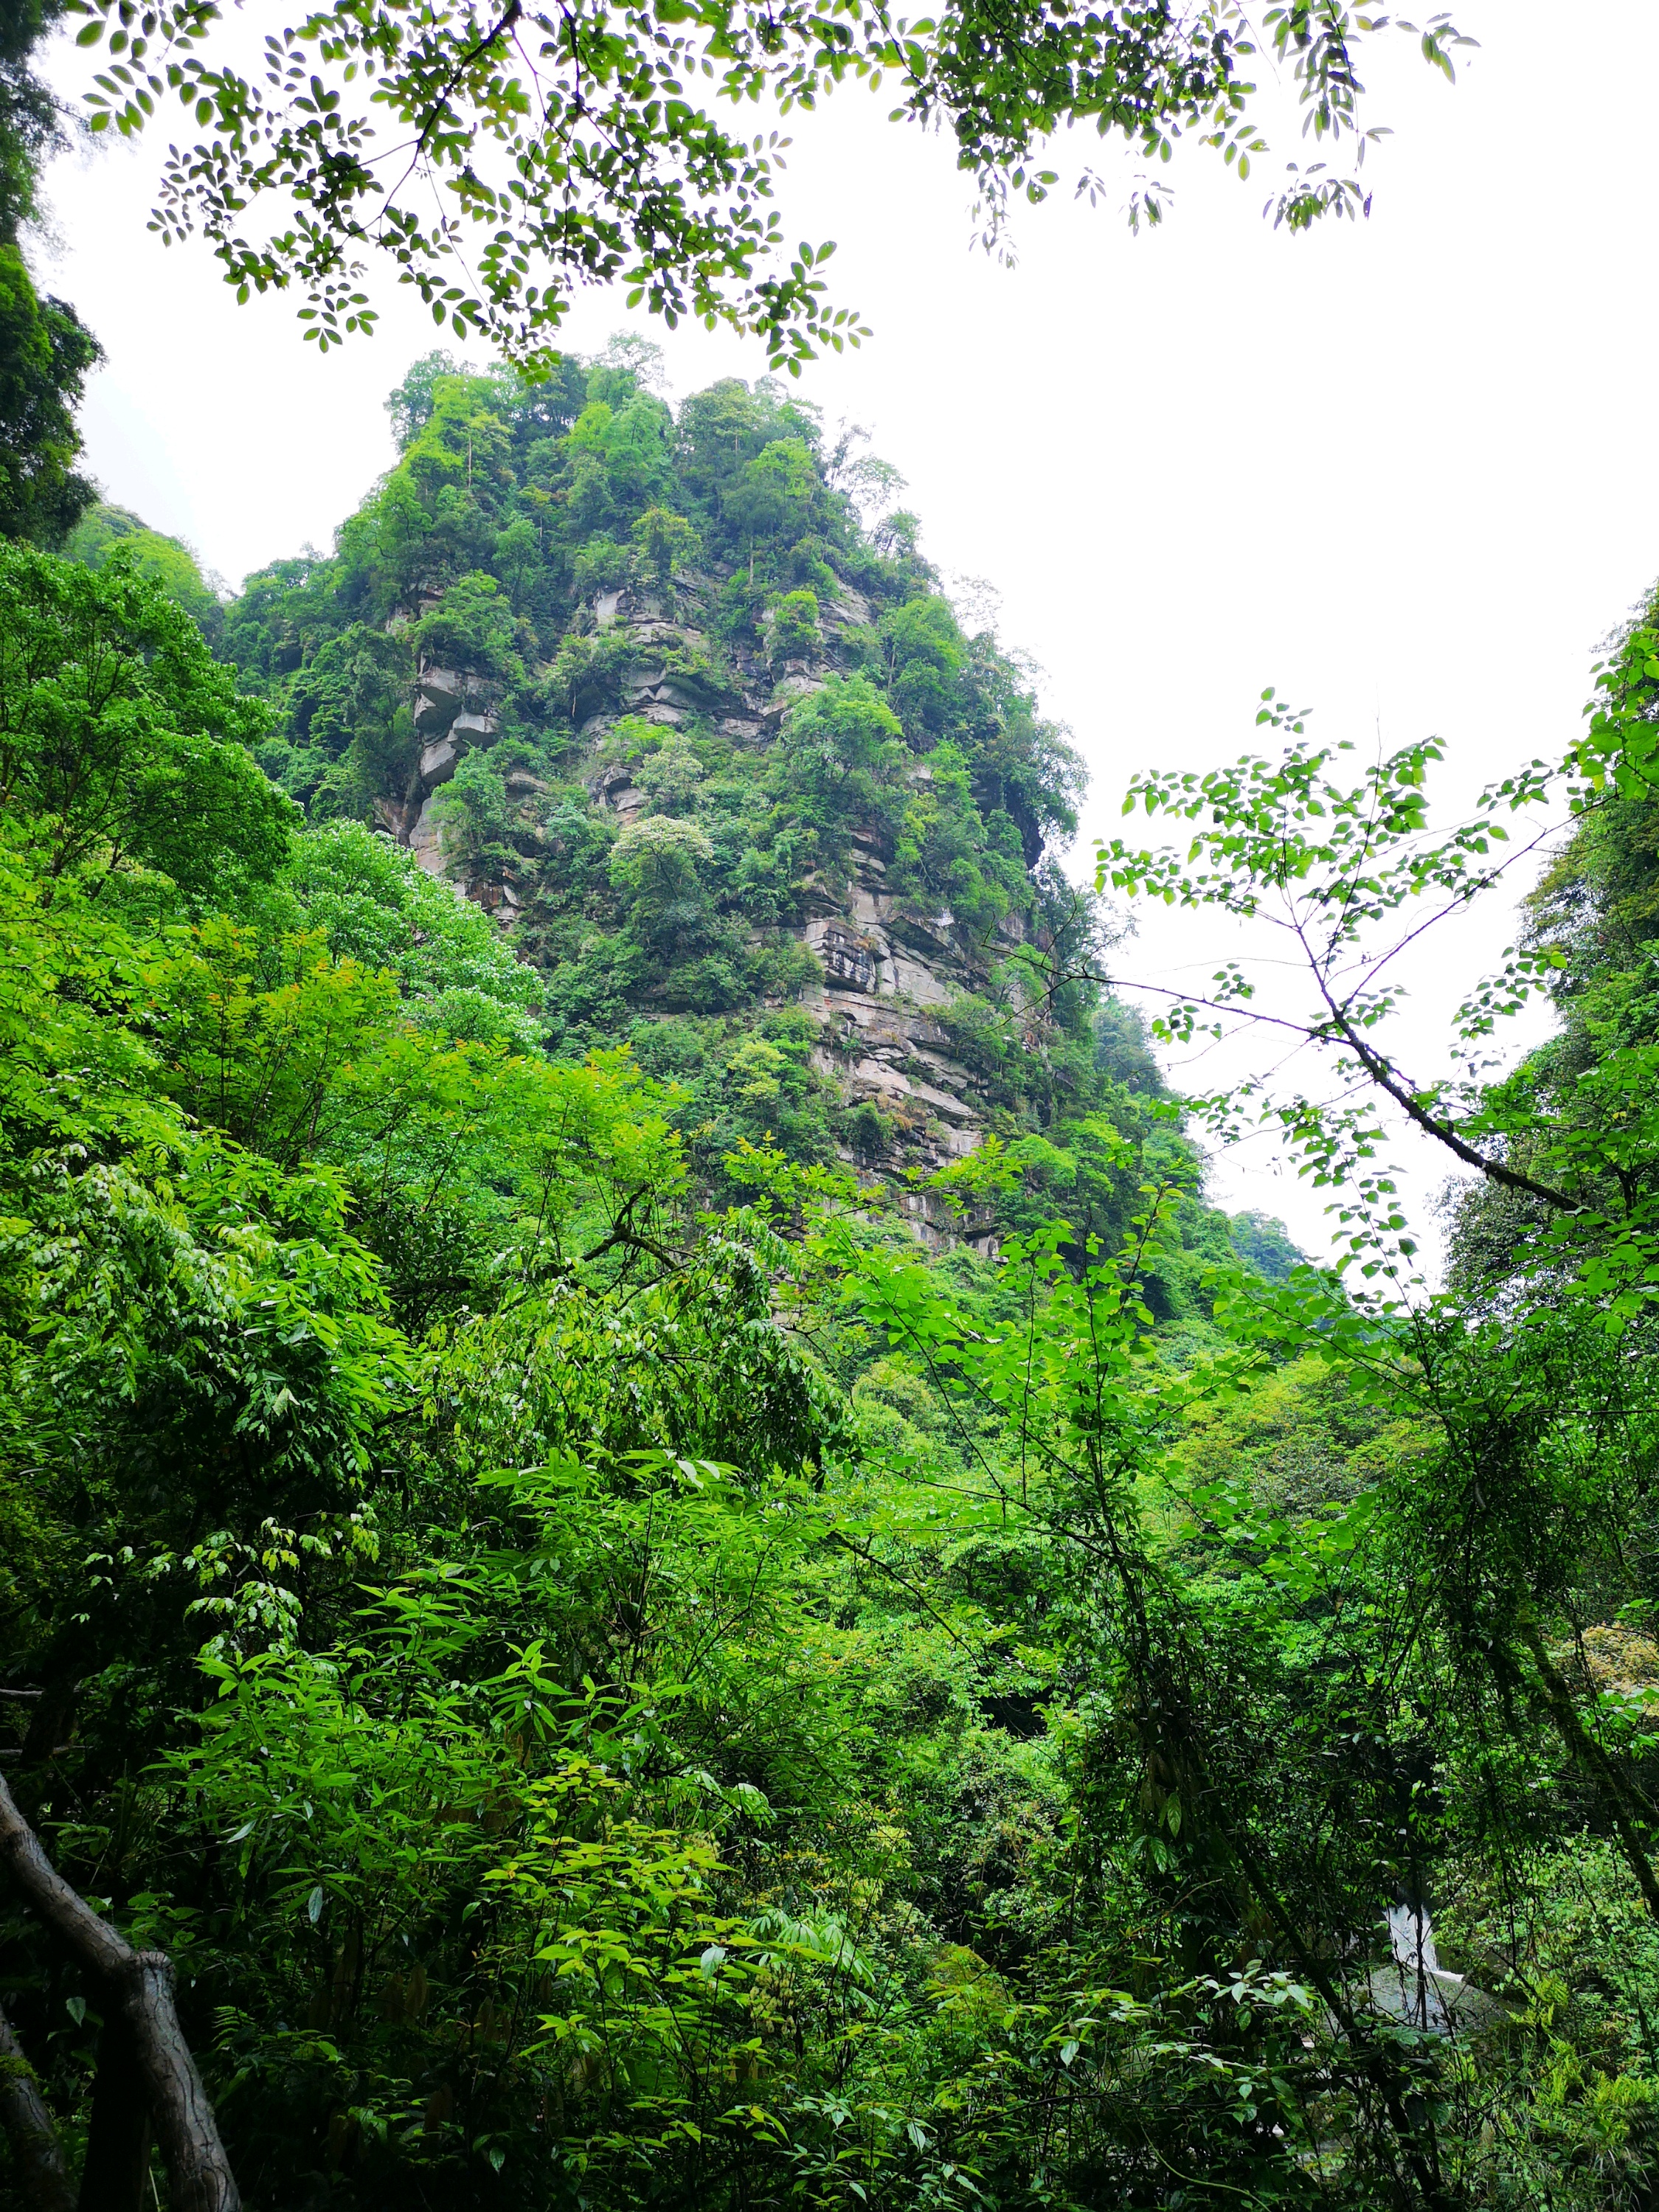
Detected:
left=0, top=1773, right=240, bottom=2212
left=1309, top=968, right=1583, bottom=1216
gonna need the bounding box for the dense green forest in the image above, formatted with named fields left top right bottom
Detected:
left=10, top=5, right=1659, bottom=2209
left=7, top=327, right=1659, bottom=2209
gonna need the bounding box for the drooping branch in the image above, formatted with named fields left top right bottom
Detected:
left=1306, top=966, right=1584, bottom=1217
left=0, top=1774, right=240, bottom=2212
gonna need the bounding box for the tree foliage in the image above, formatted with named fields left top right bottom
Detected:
left=65, top=0, right=1472, bottom=361
left=0, top=0, right=100, bottom=547
left=0, top=539, right=288, bottom=898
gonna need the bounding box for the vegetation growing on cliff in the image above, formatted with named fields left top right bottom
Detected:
left=13, top=0, right=1659, bottom=2194
left=215, top=347, right=1241, bottom=1254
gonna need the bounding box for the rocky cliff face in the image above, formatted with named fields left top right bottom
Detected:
left=384, top=570, right=1047, bottom=1208
left=226, top=359, right=1090, bottom=1230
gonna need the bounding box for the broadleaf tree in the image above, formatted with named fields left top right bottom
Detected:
left=63, top=0, right=1475, bottom=364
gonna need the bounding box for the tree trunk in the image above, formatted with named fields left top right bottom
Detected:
left=0, top=1774, right=240, bottom=2212
left=0, top=1996, right=75, bottom=2212
left=79, top=2008, right=153, bottom=2212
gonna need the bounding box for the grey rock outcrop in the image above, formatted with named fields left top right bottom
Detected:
left=569, top=580, right=1022, bottom=1179
left=381, top=574, right=1048, bottom=1192
left=410, top=663, right=500, bottom=796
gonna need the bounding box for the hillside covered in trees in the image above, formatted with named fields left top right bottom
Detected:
left=7, top=316, right=1659, bottom=2212
left=201, top=339, right=1287, bottom=1290
left=11, top=0, right=1659, bottom=2192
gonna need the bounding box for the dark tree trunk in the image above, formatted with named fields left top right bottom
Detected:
left=79, top=2009, right=153, bottom=2212
left=18, top=1677, right=76, bottom=1768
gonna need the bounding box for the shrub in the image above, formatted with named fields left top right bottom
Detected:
left=768, top=587, right=822, bottom=670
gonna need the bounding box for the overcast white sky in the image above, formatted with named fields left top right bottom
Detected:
left=35, top=3, right=1659, bottom=1269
